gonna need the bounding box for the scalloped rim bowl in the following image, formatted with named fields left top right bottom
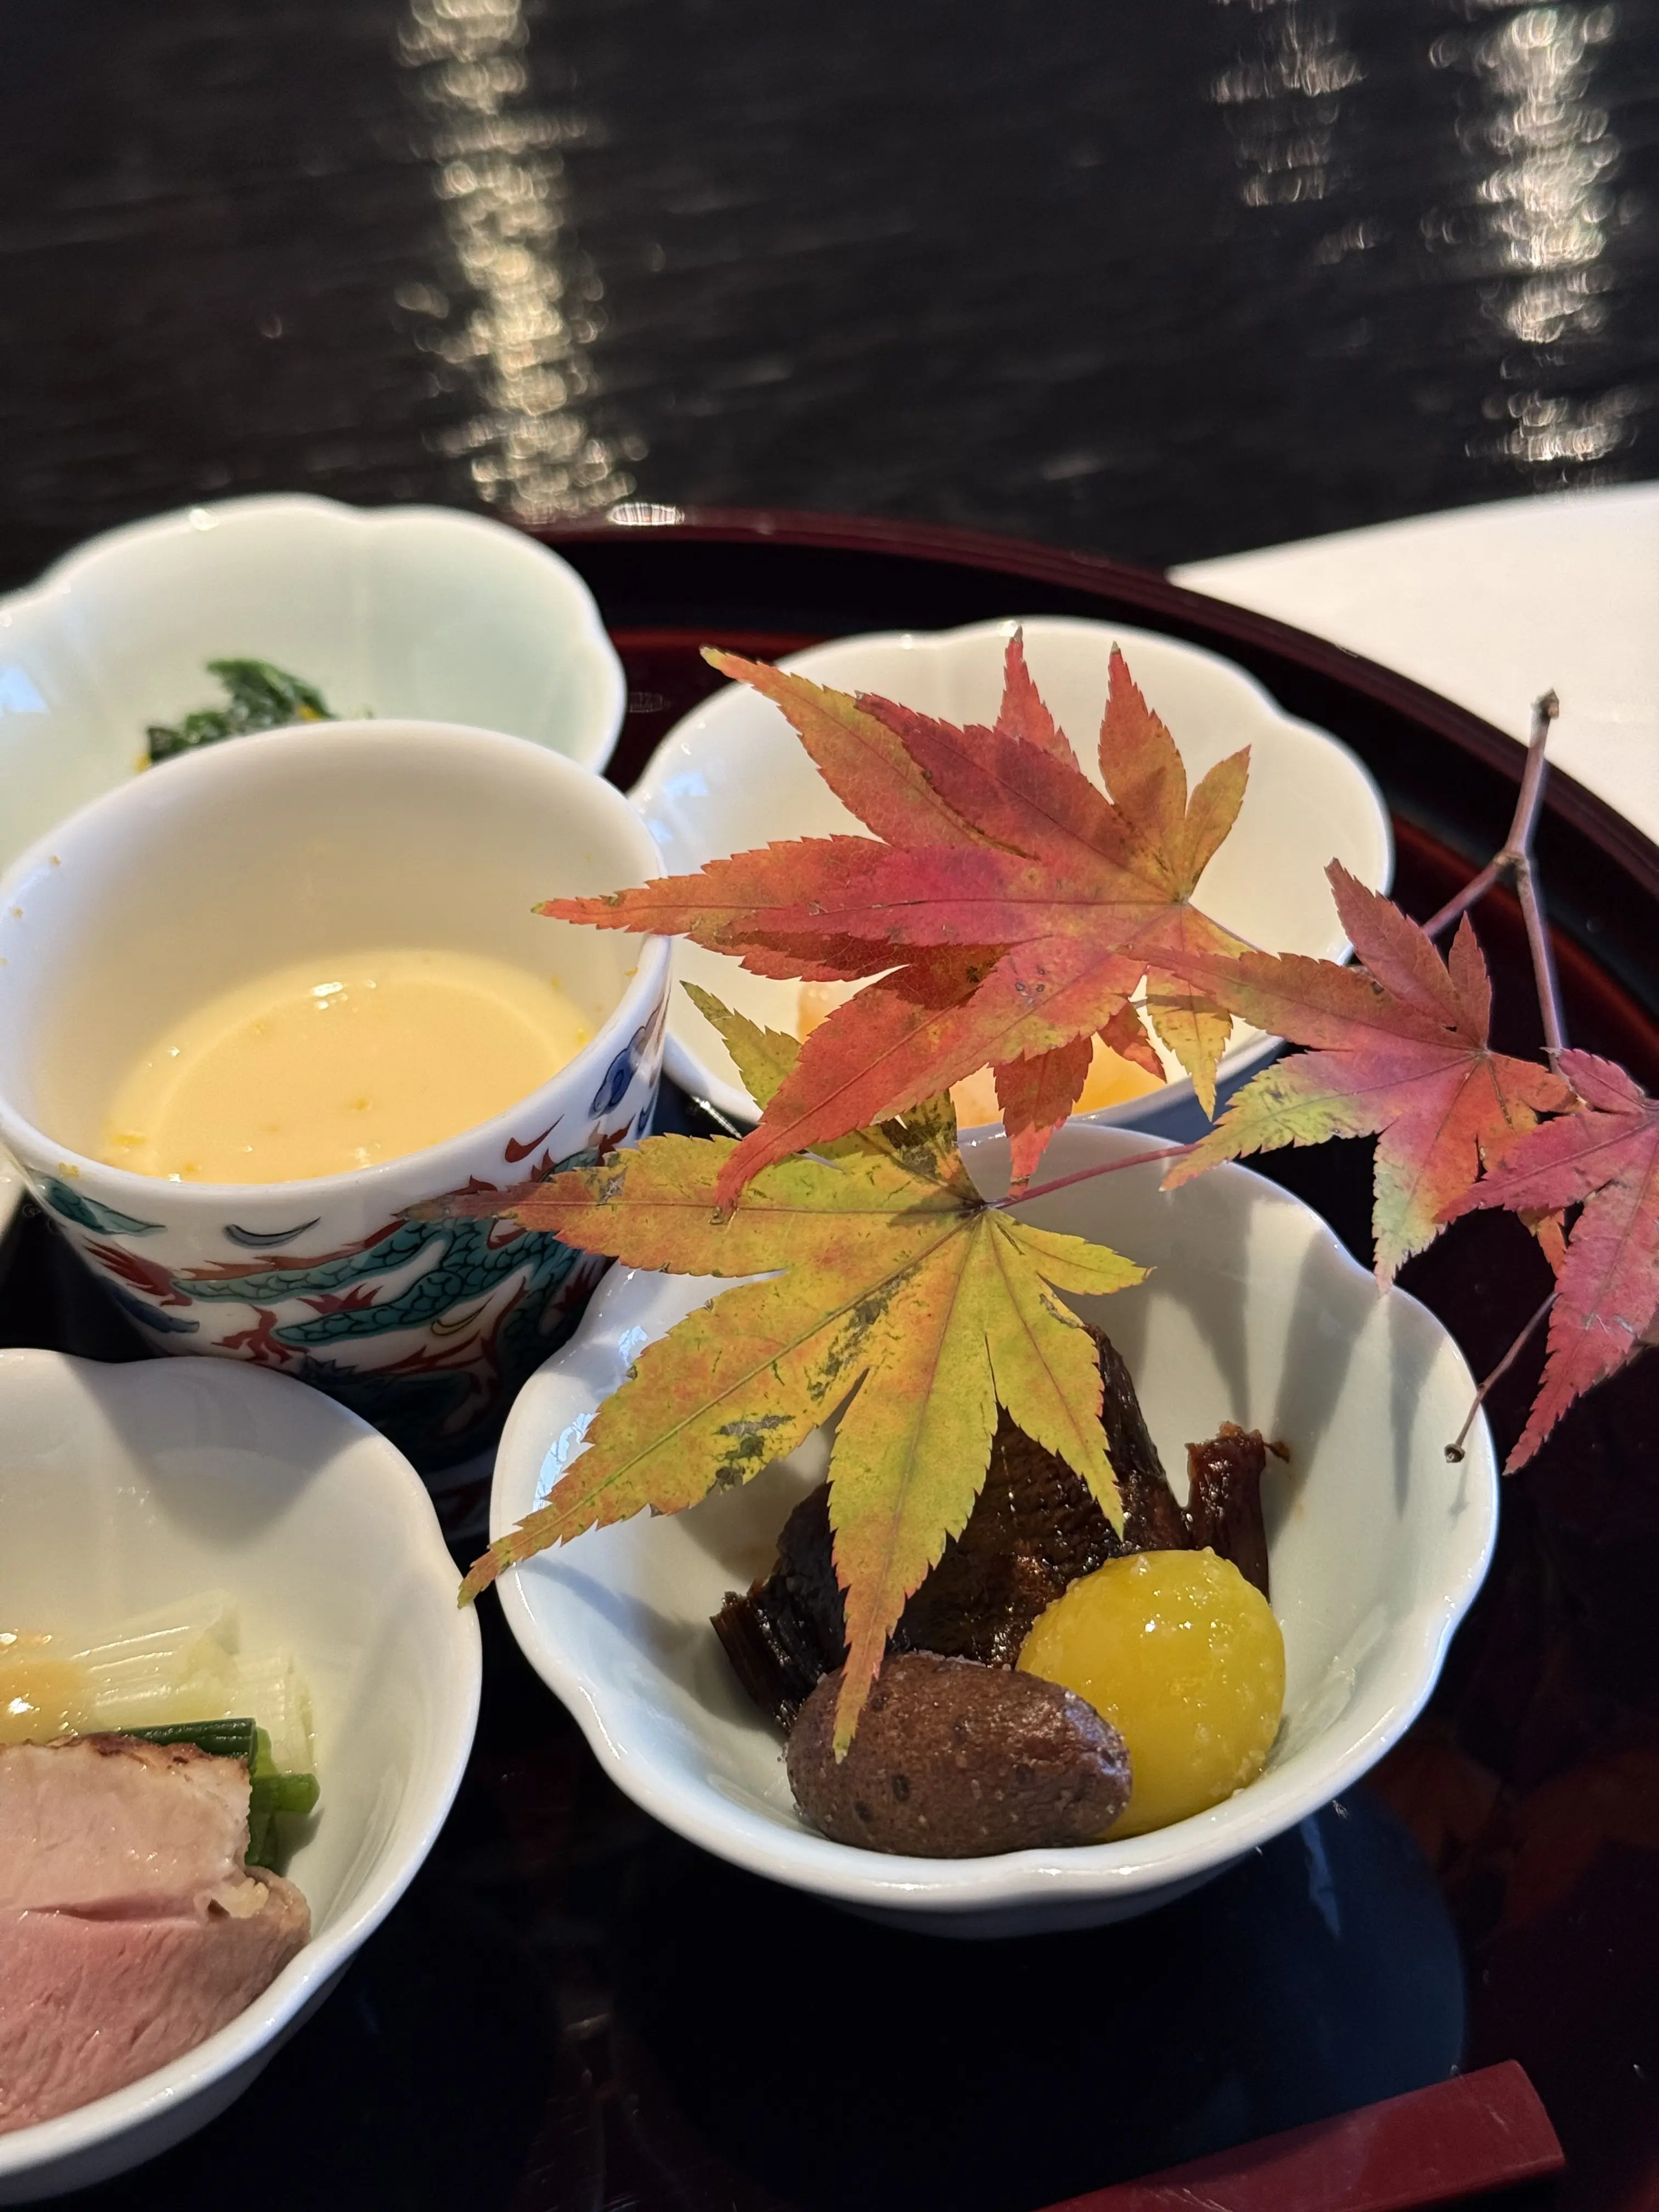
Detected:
left=630, top=615, right=1393, bottom=1133
left=489, top=1121, right=1496, bottom=1939
left=0, top=495, right=627, bottom=884
left=0, top=1353, right=482, bottom=2200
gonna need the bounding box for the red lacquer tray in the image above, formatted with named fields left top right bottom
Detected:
left=5, top=512, right=1654, bottom=2212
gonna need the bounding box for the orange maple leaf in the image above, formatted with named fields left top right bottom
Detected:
left=541, top=638, right=1248, bottom=1198
left=1162, top=866, right=1573, bottom=1282
left=1443, top=1050, right=1659, bottom=1468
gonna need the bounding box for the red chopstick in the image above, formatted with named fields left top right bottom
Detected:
left=1037, top=2061, right=1564, bottom=2212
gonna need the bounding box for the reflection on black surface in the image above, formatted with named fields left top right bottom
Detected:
left=1427, top=1, right=1639, bottom=479
left=1210, top=1, right=1363, bottom=208
left=0, top=0, right=1652, bottom=582
left=397, top=0, right=639, bottom=522
left=613, top=1790, right=1462, bottom=2212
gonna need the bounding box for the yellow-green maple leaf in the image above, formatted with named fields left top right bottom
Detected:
left=448, top=992, right=1143, bottom=1750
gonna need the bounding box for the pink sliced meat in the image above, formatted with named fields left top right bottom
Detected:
left=0, top=1736, right=312, bottom=2135
left=0, top=1875, right=309, bottom=2134
left=0, top=1737, right=256, bottom=1916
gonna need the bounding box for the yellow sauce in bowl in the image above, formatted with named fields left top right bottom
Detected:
left=0, top=1632, right=88, bottom=1744
left=97, top=947, right=593, bottom=1183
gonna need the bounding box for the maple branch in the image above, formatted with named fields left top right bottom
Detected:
left=1514, top=845, right=1566, bottom=1062
left=1423, top=691, right=1566, bottom=1062
left=1444, top=1286, right=1556, bottom=1464
left=994, top=1141, right=1199, bottom=1211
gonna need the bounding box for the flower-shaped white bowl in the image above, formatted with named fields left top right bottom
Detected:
left=0, top=493, right=625, bottom=885
left=0, top=1352, right=481, bottom=2201
left=631, top=617, right=1392, bottom=1134
left=490, top=1121, right=1496, bottom=1939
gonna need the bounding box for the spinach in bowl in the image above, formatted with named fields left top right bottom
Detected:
left=147, top=660, right=336, bottom=764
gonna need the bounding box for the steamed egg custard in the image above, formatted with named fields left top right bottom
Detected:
left=98, top=947, right=593, bottom=1183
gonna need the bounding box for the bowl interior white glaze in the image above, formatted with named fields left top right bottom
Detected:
left=0, top=719, right=656, bottom=1171
left=0, top=1351, right=481, bottom=2198
left=0, top=495, right=626, bottom=884
left=631, top=617, right=1393, bottom=1127
left=490, top=1121, right=1495, bottom=1936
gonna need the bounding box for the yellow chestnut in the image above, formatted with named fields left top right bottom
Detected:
left=1017, top=1548, right=1285, bottom=1838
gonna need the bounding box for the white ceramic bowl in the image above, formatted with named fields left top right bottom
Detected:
left=0, top=1350, right=481, bottom=2200
left=0, top=494, right=625, bottom=884
left=489, top=1121, right=1496, bottom=1938
left=0, top=721, right=670, bottom=1482
left=631, top=617, right=1393, bottom=1136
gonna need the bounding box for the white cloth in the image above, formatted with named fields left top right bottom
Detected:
left=1173, top=484, right=1659, bottom=848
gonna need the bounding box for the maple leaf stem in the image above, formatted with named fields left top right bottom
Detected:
left=1514, top=852, right=1567, bottom=1062
left=992, top=1141, right=1199, bottom=1211
left=1422, top=859, right=1500, bottom=940
left=1444, top=1285, right=1557, bottom=1465
left=1420, top=691, right=1567, bottom=1062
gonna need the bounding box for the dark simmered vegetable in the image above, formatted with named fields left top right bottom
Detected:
left=713, top=1323, right=1276, bottom=1731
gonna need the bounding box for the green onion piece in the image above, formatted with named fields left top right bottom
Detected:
left=117, top=1719, right=317, bottom=1870
left=121, top=1717, right=259, bottom=1765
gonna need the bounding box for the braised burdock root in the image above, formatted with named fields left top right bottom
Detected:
left=786, top=1652, right=1131, bottom=1857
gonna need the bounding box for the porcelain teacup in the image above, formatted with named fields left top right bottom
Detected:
left=0, top=720, right=669, bottom=1499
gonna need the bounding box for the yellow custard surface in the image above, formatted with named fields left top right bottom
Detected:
left=98, top=947, right=593, bottom=1183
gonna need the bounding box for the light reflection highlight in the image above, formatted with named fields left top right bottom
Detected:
left=1211, top=0, right=1363, bottom=207
left=1431, top=2, right=1634, bottom=476
left=397, top=0, right=638, bottom=523
left=1471, top=3, right=1620, bottom=347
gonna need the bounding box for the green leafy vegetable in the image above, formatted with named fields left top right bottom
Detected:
left=146, top=659, right=336, bottom=763
left=248, top=1726, right=320, bottom=1869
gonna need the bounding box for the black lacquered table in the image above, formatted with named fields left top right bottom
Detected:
left=2, top=516, right=1654, bottom=2212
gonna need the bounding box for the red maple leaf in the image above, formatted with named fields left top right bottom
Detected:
left=543, top=638, right=1248, bottom=1195
left=1163, top=865, right=1573, bottom=1281
left=1443, top=1050, right=1659, bottom=1468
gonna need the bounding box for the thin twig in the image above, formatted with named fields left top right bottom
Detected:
left=1421, top=691, right=1567, bottom=1058
left=992, top=1141, right=1199, bottom=1211
left=1444, top=1288, right=1556, bottom=1463
left=1515, top=858, right=1566, bottom=1059
left=1422, top=859, right=1500, bottom=941
left=1423, top=690, right=1558, bottom=939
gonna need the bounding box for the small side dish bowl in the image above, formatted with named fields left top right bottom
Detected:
left=0, top=721, right=670, bottom=1477
left=631, top=617, right=1393, bottom=1136
left=0, top=493, right=627, bottom=882
left=0, top=1350, right=481, bottom=2202
left=489, top=1121, right=1497, bottom=1938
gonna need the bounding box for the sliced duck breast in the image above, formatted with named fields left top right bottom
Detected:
left=0, top=1735, right=311, bottom=2136
left=0, top=1874, right=309, bottom=2134
left=0, top=1736, right=256, bottom=1917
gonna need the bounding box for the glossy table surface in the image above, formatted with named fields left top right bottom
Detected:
left=1, top=0, right=1656, bottom=587
left=1, top=5, right=1657, bottom=2208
